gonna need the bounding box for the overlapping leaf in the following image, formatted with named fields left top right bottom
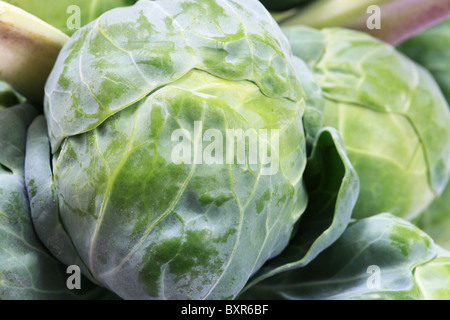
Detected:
left=283, top=26, right=450, bottom=220
left=240, top=213, right=450, bottom=300
left=239, top=127, right=359, bottom=297
left=0, top=104, right=112, bottom=299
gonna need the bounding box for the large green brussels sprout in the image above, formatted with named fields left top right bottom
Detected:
left=283, top=26, right=450, bottom=220
left=25, top=0, right=317, bottom=300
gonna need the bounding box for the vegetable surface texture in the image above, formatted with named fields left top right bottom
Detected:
left=0, top=102, right=111, bottom=299
left=0, top=0, right=449, bottom=301
left=25, top=0, right=320, bottom=300
left=283, top=26, right=450, bottom=220
left=397, top=19, right=450, bottom=249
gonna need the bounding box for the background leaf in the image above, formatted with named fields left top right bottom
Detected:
left=0, top=104, right=113, bottom=299
left=240, top=213, right=450, bottom=300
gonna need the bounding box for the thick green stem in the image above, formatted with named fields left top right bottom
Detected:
left=278, top=0, right=450, bottom=45
left=349, top=0, right=450, bottom=45
left=278, top=0, right=391, bottom=28
left=0, top=1, right=68, bottom=106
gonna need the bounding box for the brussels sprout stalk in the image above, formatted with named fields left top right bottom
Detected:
left=348, top=0, right=450, bottom=45
left=0, top=1, right=68, bottom=105
left=276, top=0, right=391, bottom=28
left=278, top=0, right=450, bottom=45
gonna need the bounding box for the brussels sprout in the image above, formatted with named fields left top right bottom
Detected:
left=283, top=26, right=450, bottom=220
left=25, top=0, right=322, bottom=300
